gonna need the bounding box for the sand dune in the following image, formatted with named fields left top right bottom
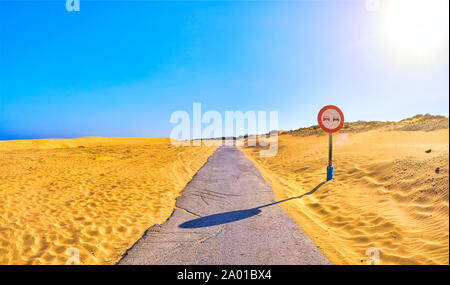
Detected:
left=1, top=116, right=447, bottom=265
left=0, top=138, right=217, bottom=264
left=240, top=120, right=449, bottom=265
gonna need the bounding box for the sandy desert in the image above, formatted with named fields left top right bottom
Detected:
left=0, top=115, right=448, bottom=265
left=240, top=115, right=449, bottom=265
left=0, top=138, right=217, bottom=264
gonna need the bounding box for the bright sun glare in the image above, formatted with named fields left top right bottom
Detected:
left=381, top=0, right=449, bottom=58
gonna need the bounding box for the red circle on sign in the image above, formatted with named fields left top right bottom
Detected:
left=317, top=105, right=344, bottom=133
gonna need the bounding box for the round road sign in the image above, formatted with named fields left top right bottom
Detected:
left=317, top=105, right=344, bottom=133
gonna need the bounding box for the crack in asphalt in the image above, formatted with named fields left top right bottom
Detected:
left=175, top=206, right=201, bottom=218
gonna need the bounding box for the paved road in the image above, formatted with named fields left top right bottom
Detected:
left=118, top=146, right=329, bottom=265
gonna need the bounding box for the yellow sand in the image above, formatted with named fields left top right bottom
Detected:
left=240, top=128, right=449, bottom=265
left=0, top=138, right=217, bottom=264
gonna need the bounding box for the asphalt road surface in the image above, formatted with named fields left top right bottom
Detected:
left=118, top=146, right=329, bottom=265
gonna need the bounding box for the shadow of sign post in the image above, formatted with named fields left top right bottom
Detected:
left=179, top=181, right=327, bottom=229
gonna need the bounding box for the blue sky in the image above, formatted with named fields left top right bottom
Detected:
left=0, top=0, right=448, bottom=140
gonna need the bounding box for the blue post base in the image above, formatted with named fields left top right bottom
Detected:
left=326, top=166, right=334, bottom=181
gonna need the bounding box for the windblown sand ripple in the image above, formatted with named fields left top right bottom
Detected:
left=241, top=128, right=449, bottom=265
left=0, top=138, right=216, bottom=264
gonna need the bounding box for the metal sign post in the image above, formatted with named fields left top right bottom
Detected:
left=317, top=105, right=344, bottom=181
left=327, top=133, right=333, bottom=181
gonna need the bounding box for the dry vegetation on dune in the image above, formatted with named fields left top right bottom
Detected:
left=0, top=138, right=216, bottom=264
left=241, top=115, right=449, bottom=265
left=282, top=114, right=449, bottom=137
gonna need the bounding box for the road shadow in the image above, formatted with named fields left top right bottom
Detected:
left=179, top=181, right=327, bottom=229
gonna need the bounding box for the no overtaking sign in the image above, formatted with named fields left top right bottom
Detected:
left=317, top=105, right=344, bottom=181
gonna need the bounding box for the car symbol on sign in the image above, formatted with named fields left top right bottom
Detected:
left=333, top=117, right=340, bottom=122
left=323, top=116, right=330, bottom=121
